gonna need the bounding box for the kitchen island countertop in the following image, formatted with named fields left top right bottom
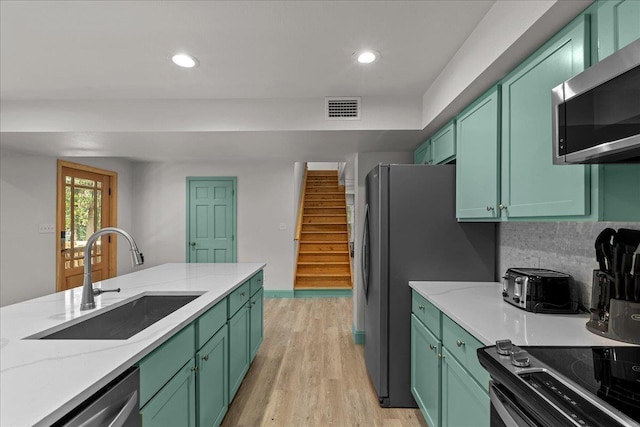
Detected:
left=409, top=281, right=635, bottom=347
left=0, top=262, right=265, bottom=427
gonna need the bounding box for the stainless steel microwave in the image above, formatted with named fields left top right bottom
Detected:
left=552, top=39, right=640, bottom=164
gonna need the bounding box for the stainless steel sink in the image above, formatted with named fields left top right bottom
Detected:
left=36, top=294, right=201, bottom=340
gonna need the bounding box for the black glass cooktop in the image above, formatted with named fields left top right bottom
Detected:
left=522, top=346, right=640, bottom=423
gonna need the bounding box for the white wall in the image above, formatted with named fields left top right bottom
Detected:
left=352, top=152, right=413, bottom=332
left=0, top=149, right=134, bottom=306
left=131, top=158, right=295, bottom=291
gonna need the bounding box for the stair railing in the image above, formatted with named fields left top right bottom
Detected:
left=295, top=166, right=308, bottom=241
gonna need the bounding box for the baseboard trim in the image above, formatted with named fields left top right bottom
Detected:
left=264, top=289, right=353, bottom=298
left=352, top=324, right=365, bottom=345
left=294, top=289, right=352, bottom=298
left=264, top=290, right=295, bottom=298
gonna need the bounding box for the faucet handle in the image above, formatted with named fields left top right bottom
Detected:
left=93, top=288, right=121, bottom=296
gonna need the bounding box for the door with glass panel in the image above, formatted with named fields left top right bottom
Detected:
left=57, top=161, right=117, bottom=292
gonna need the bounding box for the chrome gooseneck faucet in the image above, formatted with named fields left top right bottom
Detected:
left=80, top=227, right=144, bottom=311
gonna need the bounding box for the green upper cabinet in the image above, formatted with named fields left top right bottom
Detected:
left=501, top=16, right=590, bottom=219
left=597, top=0, right=640, bottom=61
left=414, top=122, right=456, bottom=165
left=431, top=122, right=456, bottom=165
left=456, top=87, right=500, bottom=220
left=414, top=140, right=431, bottom=165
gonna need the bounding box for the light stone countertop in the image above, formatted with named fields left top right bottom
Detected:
left=409, top=281, right=637, bottom=347
left=0, top=262, right=265, bottom=427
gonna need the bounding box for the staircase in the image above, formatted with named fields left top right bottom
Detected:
left=295, top=170, right=352, bottom=289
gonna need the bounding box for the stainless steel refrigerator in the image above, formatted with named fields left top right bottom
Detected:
left=362, top=164, right=496, bottom=407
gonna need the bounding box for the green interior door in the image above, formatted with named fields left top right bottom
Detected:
left=187, top=178, right=237, bottom=263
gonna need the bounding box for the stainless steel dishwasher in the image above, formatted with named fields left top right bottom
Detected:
left=52, top=367, right=140, bottom=427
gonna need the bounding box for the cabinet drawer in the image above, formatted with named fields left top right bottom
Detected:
left=228, top=280, right=251, bottom=318
left=138, top=323, right=195, bottom=407
left=431, top=122, right=456, bottom=164
left=442, top=315, right=489, bottom=390
left=196, top=298, right=227, bottom=349
left=250, top=270, right=264, bottom=296
left=412, top=290, right=441, bottom=339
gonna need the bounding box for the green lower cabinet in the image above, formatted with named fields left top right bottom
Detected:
left=441, top=348, right=489, bottom=427
left=250, top=287, right=264, bottom=361
left=140, top=359, right=197, bottom=427
left=228, top=301, right=251, bottom=401
left=411, top=315, right=441, bottom=427
left=197, top=327, right=229, bottom=427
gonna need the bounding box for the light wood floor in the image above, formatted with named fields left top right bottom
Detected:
left=221, top=298, right=427, bottom=427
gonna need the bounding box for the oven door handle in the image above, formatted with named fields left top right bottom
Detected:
left=490, top=383, right=537, bottom=427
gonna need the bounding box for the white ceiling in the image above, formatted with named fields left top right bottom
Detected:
left=0, top=0, right=590, bottom=162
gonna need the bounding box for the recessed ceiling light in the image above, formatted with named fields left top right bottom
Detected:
left=355, top=50, right=379, bottom=64
left=172, top=53, right=199, bottom=68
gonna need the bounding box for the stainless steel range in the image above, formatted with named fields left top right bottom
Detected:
left=478, top=340, right=640, bottom=427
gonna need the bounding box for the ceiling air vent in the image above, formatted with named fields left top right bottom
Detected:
left=325, top=97, right=361, bottom=120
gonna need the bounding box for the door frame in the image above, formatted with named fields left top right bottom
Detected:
left=56, top=160, right=118, bottom=292
left=185, top=177, right=237, bottom=262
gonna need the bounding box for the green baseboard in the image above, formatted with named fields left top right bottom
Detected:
left=264, top=289, right=353, bottom=298
left=264, top=290, right=295, bottom=298
left=352, top=324, right=365, bottom=345
left=294, top=289, right=352, bottom=298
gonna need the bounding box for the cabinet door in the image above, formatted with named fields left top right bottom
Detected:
left=197, top=327, right=228, bottom=427
left=501, top=17, right=590, bottom=218
left=598, top=0, right=640, bottom=61
left=228, top=302, right=250, bottom=401
left=414, top=140, right=431, bottom=164
left=431, top=122, right=456, bottom=165
left=456, top=87, right=500, bottom=220
left=411, top=315, right=441, bottom=427
left=441, top=348, right=489, bottom=427
left=250, top=287, right=264, bottom=361
left=141, top=360, right=196, bottom=427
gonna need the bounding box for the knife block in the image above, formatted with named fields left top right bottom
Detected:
left=587, top=270, right=640, bottom=345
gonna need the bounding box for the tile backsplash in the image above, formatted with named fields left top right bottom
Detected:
left=497, top=222, right=640, bottom=307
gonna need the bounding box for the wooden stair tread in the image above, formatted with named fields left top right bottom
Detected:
left=297, top=261, right=350, bottom=265
left=294, top=286, right=352, bottom=290
left=303, top=214, right=345, bottom=217
left=301, top=230, right=347, bottom=233
left=296, top=273, right=351, bottom=277
left=299, top=250, right=349, bottom=254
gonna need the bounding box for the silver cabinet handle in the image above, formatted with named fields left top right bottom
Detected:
left=240, top=292, right=246, bottom=296
left=429, top=344, right=436, bottom=350
left=499, top=204, right=507, bottom=210
left=486, top=206, right=494, bottom=212
left=190, top=241, right=196, bottom=247
left=418, top=305, right=424, bottom=310
left=203, top=354, right=209, bottom=361
left=438, top=353, right=444, bottom=359
left=456, top=339, right=465, bottom=347
left=190, top=366, right=198, bottom=372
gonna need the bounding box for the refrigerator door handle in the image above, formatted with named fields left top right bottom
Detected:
left=362, top=203, right=370, bottom=300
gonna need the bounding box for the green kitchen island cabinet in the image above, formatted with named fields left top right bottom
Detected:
left=140, top=359, right=197, bottom=427
left=138, top=268, right=265, bottom=427
left=411, top=290, right=489, bottom=427
left=197, top=326, right=229, bottom=427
